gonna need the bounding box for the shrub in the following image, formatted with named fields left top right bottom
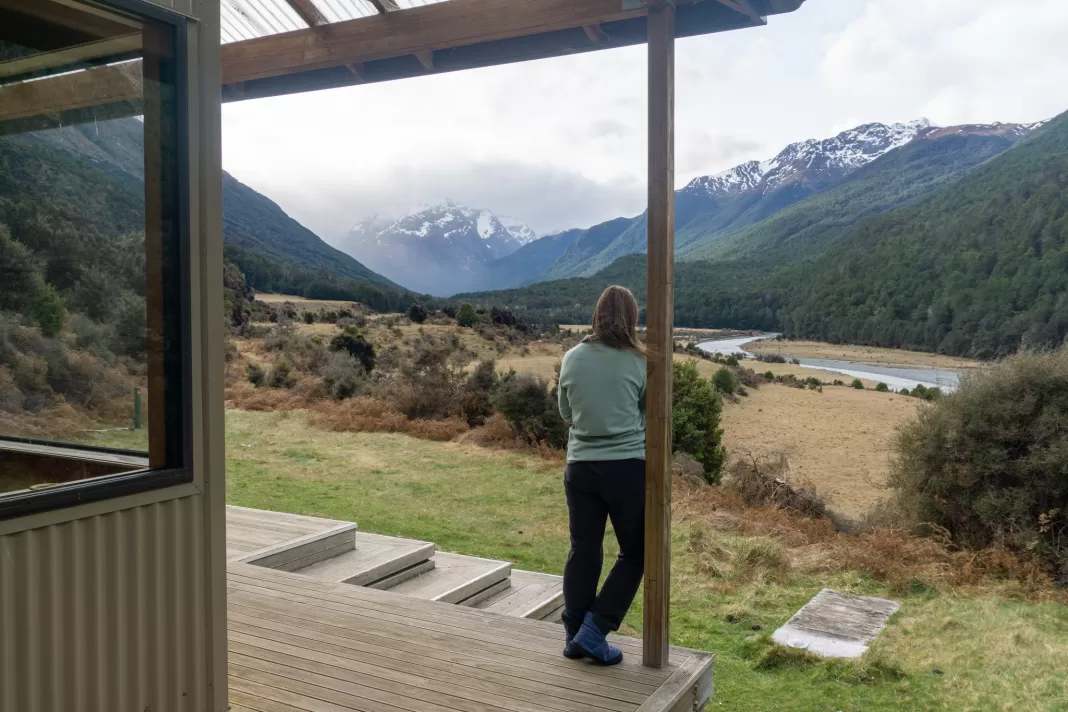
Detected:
left=712, top=367, right=735, bottom=394
left=303, top=311, right=316, bottom=324
left=764, top=370, right=775, bottom=380
left=673, top=361, right=726, bottom=483
left=805, top=377, right=822, bottom=388
left=727, top=451, right=827, bottom=519
left=408, top=303, right=428, bottom=324
left=247, top=363, right=265, bottom=387
left=890, top=350, right=1068, bottom=583
left=266, top=356, right=296, bottom=389
left=851, top=378, right=865, bottom=389
left=456, top=303, right=478, bottom=328
left=875, top=382, right=890, bottom=392
left=460, top=359, right=498, bottom=426
left=494, top=372, right=568, bottom=449
left=320, top=352, right=366, bottom=400
left=900, top=387, right=911, bottom=395
left=330, top=328, right=376, bottom=372
left=724, top=355, right=739, bottom=367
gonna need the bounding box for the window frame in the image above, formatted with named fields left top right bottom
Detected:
left=0, top=0, right=194, bottom=521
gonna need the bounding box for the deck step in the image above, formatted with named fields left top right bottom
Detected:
left=293, top=531, right=435, bottom=586
left=384, top=551, right=511, bottom=604
left=474, top=569, right=564, bottom=621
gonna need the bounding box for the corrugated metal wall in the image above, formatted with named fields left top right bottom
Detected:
left=0, top=497, right=211, bottom=712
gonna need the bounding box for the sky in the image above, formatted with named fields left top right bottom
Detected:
left=221, top=0, right=1068, bottom=244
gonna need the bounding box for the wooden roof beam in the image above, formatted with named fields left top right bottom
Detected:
left=283, top=0, right=329, bottom=27
left=220, top=0, right=662, bottom=85
left=0, top=62, right=142, bottom=124
left=0, top=33, right=141, bottom=83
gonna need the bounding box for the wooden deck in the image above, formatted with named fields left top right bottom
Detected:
left=228, top=563, right=713, bottom=712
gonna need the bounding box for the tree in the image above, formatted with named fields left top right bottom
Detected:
left=672, top=361, right=726, bottom=483
left=851, top=378, right=865, bottom=389
left=32, top=284, right=66, bottom=338
left=408, top=303, right=428, bottom=324
left=456, top=303, right=478, bottom=327
left=712, top=367, right=735, bottom=394
left=875, top=382, right=889, bottom=392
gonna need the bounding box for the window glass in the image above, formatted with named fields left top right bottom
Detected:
left=0, top=0, right=187, bottom=504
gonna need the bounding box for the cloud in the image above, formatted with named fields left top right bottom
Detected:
left=220, top=0, right=1068, bottom=244
left=820, top=0, right=1068, bottom=126
left=233, top=158, right=644, bottom=242
left=589, top=119, right=632, bottom=139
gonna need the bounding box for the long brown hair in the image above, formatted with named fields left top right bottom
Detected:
left=590, top=285, right=646, bottom=356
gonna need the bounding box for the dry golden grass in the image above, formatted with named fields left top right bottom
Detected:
left=748, top=339, right=980, bottom=370
left=718, top=382, right=921, bottom=516
left=254, top=293, right=361, bottom=310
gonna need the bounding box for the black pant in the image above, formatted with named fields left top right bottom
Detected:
left=562, top=459, right=645, bottom=637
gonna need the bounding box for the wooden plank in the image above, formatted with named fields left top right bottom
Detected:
left=635, top=653, right=712, bottom=712
left=0, top=33, right=141, bottom=82
left=226, top=580, right=668, bottom=689
left=230, top=669, right=411, bottom=712
left=232, top=642, right=583, bottom=712
left=643, top=0, right=675, bottom=670
left=228, top=610, right=645, bottom=711
left=238, top=523, right=356, bottom=570
left=296, top=536, right=434, bottom=586
left=366, top=560, right=435, bottom=589
left=386, top=552, right=510, bottom=603
left=232, top=652, right=519, bottom=712
left=229, top=605, right=654, bottom=706
left=458, top=578, right=512, bottom=607
left=219, top=0, right=654, bottom=84
left=228, top=564, right=663, bottom=664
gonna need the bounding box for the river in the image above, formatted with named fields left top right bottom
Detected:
left=697, top=334, right=961, bottom=392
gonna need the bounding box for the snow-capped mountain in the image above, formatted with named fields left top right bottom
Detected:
left=337, top=200, right=537, bottom=296
left=684, top=119, right=932, bottom=199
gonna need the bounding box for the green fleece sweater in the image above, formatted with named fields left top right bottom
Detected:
left=558, top=340, right=646, bottom=462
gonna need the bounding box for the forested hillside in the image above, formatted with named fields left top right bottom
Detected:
left=465, top=112, right=1068, bottom=359
left=787, top=113, right=1068, bottom=357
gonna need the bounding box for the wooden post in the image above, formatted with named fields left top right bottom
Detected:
left=644, top=0, right=675, bottom=670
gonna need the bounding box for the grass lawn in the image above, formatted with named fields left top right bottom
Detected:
left=222, top=410, right=1068, bottom=712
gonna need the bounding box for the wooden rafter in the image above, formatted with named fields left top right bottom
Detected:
left=413, top=50, right=434, bottom=71
left=368, top=0, right=400, bottom=12
left=220, top=0, right=656, bottom=84
left=716, top=0, right=762, bottom=21
left=582, top=23, right=606, bottom=43
left=282, top=0, right=328, bottom=27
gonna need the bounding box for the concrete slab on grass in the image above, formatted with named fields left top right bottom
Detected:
left=772, top=588, right=900, bottom=658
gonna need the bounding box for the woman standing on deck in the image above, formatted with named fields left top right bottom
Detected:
left=557, top=285, right=646, bottom=666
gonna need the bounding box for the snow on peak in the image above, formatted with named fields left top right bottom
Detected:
left=499, top=215, right=538, bottom=245
left=477, top=210, right=496, bottom=240
left=685, top=119, right=935, bottom=198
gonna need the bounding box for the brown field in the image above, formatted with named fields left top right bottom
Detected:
left=748, top=338, right=980, bottom=370
left=254, top=293, right=361, bottom=311
left=719, top=384, right=920, bottom=516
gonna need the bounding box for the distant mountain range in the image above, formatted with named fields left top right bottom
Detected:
left=338, top=200, right=538, bottom=295
left=460, top=111, right=1066, bottom=359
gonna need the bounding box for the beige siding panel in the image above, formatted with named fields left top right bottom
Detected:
left=0, top=496, right=212, bottom=712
